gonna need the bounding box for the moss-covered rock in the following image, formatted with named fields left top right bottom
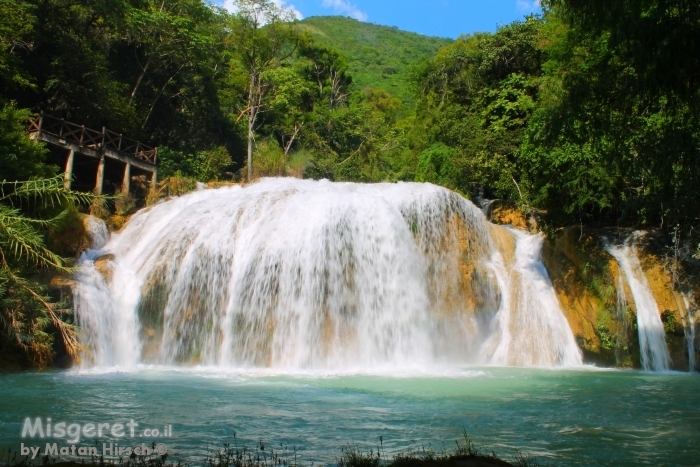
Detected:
left=541, top=227, right=636, bottom=367
left=541, top=227, right=699, bottom=371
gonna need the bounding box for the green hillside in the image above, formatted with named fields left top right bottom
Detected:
left=298, top=16, right=452, bottom=106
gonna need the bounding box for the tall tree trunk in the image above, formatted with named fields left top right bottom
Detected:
left=142, top=65, right=183, bottom=129
left=129, top=56, right=151, bottom=106
left=283, top=123, right=302, bottom=159
left=247, top=70, right=256, bottom=182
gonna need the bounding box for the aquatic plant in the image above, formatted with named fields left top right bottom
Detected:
left=0, top=433, right=538, bottom=467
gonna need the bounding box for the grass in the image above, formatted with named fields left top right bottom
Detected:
left=0, top=431, right=541, bottom=467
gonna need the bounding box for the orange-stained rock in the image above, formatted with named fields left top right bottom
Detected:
left=49, top=275, right=77, bottom=289
left=541, top=227, right=699, bottom=370
left=94, top=254, right=115, bottom=283
left=488, top=201, right=529, bottom=231
left=541, top=228, right=634, bottom=367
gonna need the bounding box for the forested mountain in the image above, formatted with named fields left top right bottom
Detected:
left=297, top=16, right=452, bottom=105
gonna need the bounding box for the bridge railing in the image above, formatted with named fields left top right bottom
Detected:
left=27, top=113, right=157, bottom=165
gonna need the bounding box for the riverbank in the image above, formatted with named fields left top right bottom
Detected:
left=9, top=435, right=525, bottom=467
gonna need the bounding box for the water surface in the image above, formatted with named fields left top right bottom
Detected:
left=1, top=367, right=698, bottom=466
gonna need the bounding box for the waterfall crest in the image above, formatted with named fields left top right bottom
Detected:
left=605, top=233, right=671, bottom=371
left=73, top=178, right=582, bottom=370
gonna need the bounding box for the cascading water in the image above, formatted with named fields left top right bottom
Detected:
left=83, top=215, right=110, bottom=250
left=484, top=230, right=582, bottom=367
left=614, top=274, right=630, bottom=365
left=605, top=234, right=671, bottom=371
left=681, top=293, right=696, bottom=372
left=73, top=178, right=582, bottom=370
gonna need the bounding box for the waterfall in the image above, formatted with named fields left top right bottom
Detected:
left=74, top=215, right=139, bottom=366
left=483, top=230, right=582, bottom=366
left=605, top=234, right=671, bottom=371
left=73, top=178, right=582, bottom=370
left=83, top=215, right=110, bottom=250
left=614, top=274, right=630, bottom=365
left=73, top=256, right=142, bottom=366
left=682, top=293, right=696, bottom=372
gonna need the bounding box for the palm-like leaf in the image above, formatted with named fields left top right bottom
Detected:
left=0, top=176, right=94, bottom=366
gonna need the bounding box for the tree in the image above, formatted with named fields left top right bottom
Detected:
left=0, top=0, right=35, bottom=95
left=411, top=17, right=544, bottom=199
left=0, top=104, right=55, bottom=181
left=226, top=0, right=298, bottom=181
left=298, top=42, right=352, bottom=110
left=258, top=66, right=310, bottom=161
left=525, top=2, right=700, bottom=232
left=123, top=0, right=223, bottom=132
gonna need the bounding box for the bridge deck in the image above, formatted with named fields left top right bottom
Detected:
left=27, top=112, right=157, bottom=194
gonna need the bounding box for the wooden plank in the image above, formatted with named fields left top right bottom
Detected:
left=103, top=129, right=122, bottom=150
left=83, top=127, right=103, bottom=147
left=26, top=117, right=41, bottom=133
left=28, top=113, right=158, bottom=187
left=35, top=133, right=156, bottom=172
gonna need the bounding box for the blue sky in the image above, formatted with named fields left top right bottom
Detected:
left=223, top=0, right=542, bottom=39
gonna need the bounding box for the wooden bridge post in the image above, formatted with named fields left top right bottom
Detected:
left=28, top=113, right=158, bottom=198
left=122, top=162, right=131, bottom=194
left=95, top=156, right=105, bottom=195
left=64, top=149, right=75, bottom=189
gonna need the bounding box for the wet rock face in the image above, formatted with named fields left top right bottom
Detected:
left=47, top=213, right=110, bottom=258
left=542, top=227, right=699, bottom=371
left=485, top=201, right=530, bottom=231
left=47, top=215, right=111, bottom=303
left=540, top=228, right=630, bottom=367
left=633, top=235, right=699, bottom=372
left=94, top=254, right=116, bottom=284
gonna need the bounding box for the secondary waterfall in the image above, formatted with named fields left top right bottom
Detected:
left=73, top=178, right=581, bottom=370
left=614, top=273, right=631, bottom=365
left=83, top=215, right=110, bottom=250
left=605, top=234, right=671, bottom=371
left=682, top=293, right=696, bottom=372
left=483, top=230, right=582, bottom=366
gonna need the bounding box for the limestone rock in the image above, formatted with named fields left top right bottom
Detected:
left=94, top=254, right=116, bottom=283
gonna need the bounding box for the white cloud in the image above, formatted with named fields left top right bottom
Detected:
left=517, top=0, right=541, bottom=12
left=274, top=0, right=303, bottom=19
left=223, top=0, right=303, bottom=20
left=223, top=0, right=238, bottom=13
left=321, top=0, right=368, bottom=21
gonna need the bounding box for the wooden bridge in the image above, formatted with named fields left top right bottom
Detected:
left=27, top=112, right=157, bottom=194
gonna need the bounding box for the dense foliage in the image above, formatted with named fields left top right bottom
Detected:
left=0, top=176, right=91, bottom=367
